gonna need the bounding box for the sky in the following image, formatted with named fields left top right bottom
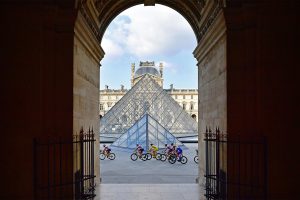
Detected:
left=100, top=4, right=198, bottom=90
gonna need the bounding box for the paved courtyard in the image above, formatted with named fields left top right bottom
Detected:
left=100, top=143, right=199, bottom=184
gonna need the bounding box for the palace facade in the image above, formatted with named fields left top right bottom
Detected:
left=100, top=61, right=198, bottom=121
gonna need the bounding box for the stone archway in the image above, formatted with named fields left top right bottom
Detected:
left=1, top=0, right=298, bottom=199
left=73, top=0, right=227, bottom=193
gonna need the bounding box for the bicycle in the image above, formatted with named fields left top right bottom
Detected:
left=159, top=148, right=169, bottom=162
left=194, top=149, right=198, bottom=164
left=147, top=149, right=165, bottom=161
left=168, top=152, right=188, bottom=164
left=130, top=150, right=147, bottom=161
left=99, top=149, right=116, bottom=160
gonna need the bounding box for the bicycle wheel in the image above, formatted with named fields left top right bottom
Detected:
left=141, top=154, right=147, bottom=161
left=160, top=154, right=167, bottom=161
left=146, top=153, right=152, bottom=160
left=168, top=155, right=176, bottom=164
left=156, top=153, right=162, bottom=160
left=130, top=153, right=138, bottom=161
left=108, top=153, right=116, bottom=160
left=180, top=156, right=188, bottom=164
left=100, top=153, right=106, bottom=160
left=194, top=156, right=198, bottom=164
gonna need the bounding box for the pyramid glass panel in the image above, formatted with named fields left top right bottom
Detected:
left=100, top=74, right=197, bottom=137
left=111, top=114, right=185, bottom=151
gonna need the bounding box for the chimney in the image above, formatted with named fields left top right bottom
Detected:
left=105, top=85, right=108, bottom=90
left=121, top=84, right=124, bottom=91
left=131, top=63, right=135, bottom=87
left=170, top=84, right=173, bottom=90
left=159, top=62, right=163, bottom=78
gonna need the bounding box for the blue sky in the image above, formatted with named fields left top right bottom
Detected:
left=100, top=5, right=198, bottom=90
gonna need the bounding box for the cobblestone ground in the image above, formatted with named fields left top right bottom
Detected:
left=99, top=143, right=199, bottom=184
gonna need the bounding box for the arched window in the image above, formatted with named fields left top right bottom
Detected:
left=190, top=103, right=194, bottom=110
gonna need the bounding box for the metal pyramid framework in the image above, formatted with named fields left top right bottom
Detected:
left=100, top=74, right=197, bottom=136
left=110, top=114, right=185, bottom=151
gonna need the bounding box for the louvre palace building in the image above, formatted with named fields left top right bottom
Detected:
left=99, top=61, right=198, bottom=121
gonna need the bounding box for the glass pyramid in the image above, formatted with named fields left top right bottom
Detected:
left=100, top=74, right=198, bottom=136
left=110, top=114, right=185, bottom=151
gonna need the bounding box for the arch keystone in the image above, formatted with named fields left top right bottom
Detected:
left=144, top=0, right=155, bottom=6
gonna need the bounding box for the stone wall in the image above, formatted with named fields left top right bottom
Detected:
left=74, top=11, right=104, bottom=186
left=193, top=11, right=227, bottom=191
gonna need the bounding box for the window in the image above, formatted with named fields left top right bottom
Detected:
left=191, top=95, right=193, bottom=99
left=107, top=102, right=112, bottom=108
left=108, top=95, right=111, bottom=100
left=183, top=95, right=185, bottom=99
left=190, top=103, right=194, bottom=110
left=192, top=114, right=196, bottom=120
left=183, top=103, right=186, bottom=110
left=100, top=104, right=104, bottom=111
left=175, top=95, right=178, bottom=99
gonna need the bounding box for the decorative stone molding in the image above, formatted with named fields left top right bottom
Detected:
left=75, top=11, right=105, bottom=64
left=78, top=0, right=102, bottom=43
left=198, top=0, right=225, bottom=43
left=193, top=9, right=226, bottom=65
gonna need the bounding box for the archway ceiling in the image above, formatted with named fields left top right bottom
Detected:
left=95, top=0, right=206, bottom=43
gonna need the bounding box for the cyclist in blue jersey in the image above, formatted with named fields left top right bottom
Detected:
left=176, top=146, right=183, bottom=162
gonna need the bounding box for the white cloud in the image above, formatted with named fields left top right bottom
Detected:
left=101, top=37, right=124, bottom=58
left=156, top=61, right=176, bottom=72
left=101, top=5, right=196, bottom=58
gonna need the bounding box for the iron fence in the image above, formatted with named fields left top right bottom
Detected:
left=33, top=128, right=96, bottom=199
left=204, top=127, right=268, bottom=199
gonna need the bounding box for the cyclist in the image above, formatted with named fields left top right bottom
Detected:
left=150, top=143, right=158, bottom=158
left=170, top=143, right=177, bottom=155
left=164, top=144, right=172, bottom=155
left=176, top=146, right=183, bottom=162
left=103, top=144, right=111, bottom=155
left=135, top=144, right=144, bottom=157
left=171, top=143, right=176, bottom=151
